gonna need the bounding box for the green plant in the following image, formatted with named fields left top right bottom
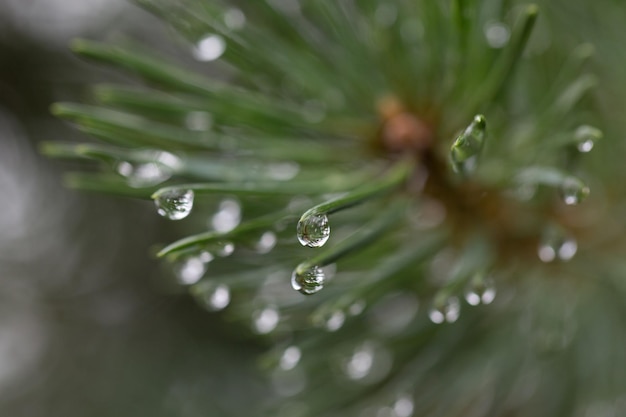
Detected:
left=43, top=1, right=626, bottom=416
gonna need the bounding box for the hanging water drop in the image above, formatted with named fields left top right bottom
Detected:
left=154, top=189, right=194, bottom=220
left=560, top=176, right=590, bottom=205
left=291, top=265, right=325, bottom=295
left=297, top=213, right=330, bottom=247
left=575, top=125, right=602, bottom=153
left=214, top=241, right=235, bottom=257
left=428, top=297, right=460, bottom=324
left=450, top=115, right=487, bottom=175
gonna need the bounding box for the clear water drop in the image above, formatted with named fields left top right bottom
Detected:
left=450, top=115, right=487, bottom=175
left=297, top=213, right=330, bottom=247
left=291, top=265, right=325, bottom=295
left=575, top=125, right=602, bottom=153
left=279, top=346, right=302, bottom=371
left=155, top=189, right=194, bottom=220
left=116, top=151, right=180, bottom=188
left=464, top=278, right=497, bottom=306
left=428, top=297, right=460, bottom=324
left=256, top=231, right=277, bottom=254
left=538, top=233, right=578, bottom=262
left=560, top=177, right=590, bottom=205
left=253, top=306, right=280, bottom=334
left=192, top=34, right=226, bottom=62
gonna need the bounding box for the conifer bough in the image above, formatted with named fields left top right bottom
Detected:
left=43, top=1, right=620, bottom=416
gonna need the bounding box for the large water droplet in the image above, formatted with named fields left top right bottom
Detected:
left=560, top=176, right=590, bottom=205
left=279, top=346, right=302, bottom=370
left=450, top=115, right=487, bottom=175
left=575, top=125, right=602, bottom=153
left=155, top=189, right=194, bottom=220
left=253, top=306, right=280, bottom=334
left=464, top=277, right=497, bottom=306
left=297, top=213, right=330, bottom=247
left=538, top=234, right=578, bottom=262
left=291, top=265, right=325, bottom=295
left=428, top=297, right=460, bottom=324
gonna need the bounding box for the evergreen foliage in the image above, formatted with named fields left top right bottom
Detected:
left=43, top=1, right=626, bottom=416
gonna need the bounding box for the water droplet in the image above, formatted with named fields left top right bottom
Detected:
left=291, top=265, right=325, bottom=295
left=323, top=310, right=345, bottom=332
left=213, top=241, right=235, bottom=257
left=450, top=115, right=487, bottom=175
left=116, top=151, right=180, bottom=188
left=223, top=8, right=246, bottom=30
left=211, top=198, right=241, bottom=232
left=256, top=231, right=277, bottom=254
left=464, top=278, right=497, bottom=306
left=560, top=176, right=590, bottom=205
left=192, top=34, right=226, bottom=62
left=174, top=253, right=211, bottom=285
left=343, top=344, right=374, bottom=380
left=575, top=125, right=602, bottom=153
left=155, top=189, right=194, bottom=220
left=484, top=21, right=511, bottom=48
left=297, top=213, right=330, bottom=247
left=428, top=297, right=460, bottom=324
left=393, top=396, right=415, bottom=417
left=253, top=306, right=280, bottom=334
left=538, top=232, right=578, bottom=263
left=279, top=346, right=302, bottom=370
left=196, top=283, right=231, bottom=311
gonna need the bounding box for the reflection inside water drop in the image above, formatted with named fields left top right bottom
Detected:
left=297, top=213, right=330, bottom=248
left=291, top=265, right=325, bottom=295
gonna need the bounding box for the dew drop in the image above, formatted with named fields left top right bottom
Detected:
left=197, top=283, right=231, bottom=311
left=393, top=396, right=415, bottom=417
left=174, top=253, right=212, bottom=285
left=256, top=231, right=278, bottom=254
left=464, top=278, right=497, bottom=306
left=484, top=21, right=511, bottom=48
left=343, top=344, right=374, bottom=380
left=267, top=162, right=300, bottom=181
left=297, top=213, right=330, bottom=247
left=538, top=233, right=578, bottom=262
left=575, top=125, right=602, bottom=153
left=348, top=300, right=366, bottom=316
left=324, top=310, right=345, bottom=332
left=560, top=176, right=590, bottom=205
left=291, top=265, right=325, bottom=295
left=279, top=346, right=302, bottom=371
left=155, top=189, right=194, bottom=220
left=450, top=115, right=487, bottom=175
left=214, top=241, right=235, bottom=257
left=253, top=306, right=280, bottom=334
left=223, top=8, right=246, bottom=30
left=211, top=198, right=241, bottom=232
left=192, top=34, right=226, bottom=62
left=428, top=297, right=460, bottom=324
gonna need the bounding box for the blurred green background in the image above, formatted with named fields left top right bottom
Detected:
left=1, top=0, right=626, bottom=416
